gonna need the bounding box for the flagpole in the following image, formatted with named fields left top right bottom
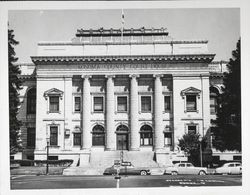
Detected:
left=121, top=9, right=124, bottom=42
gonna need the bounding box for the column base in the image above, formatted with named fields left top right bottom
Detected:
left=130, top=148, right=140, bottom=151
left=105, top=148, right=116, bottom=151
left=79, top=149, right=91, bottom=166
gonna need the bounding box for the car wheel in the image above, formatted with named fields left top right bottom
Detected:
left=171, top=171, right=178, bottom=175
left=198, top=171, right=206, bottom=175
left=140, top=170, right=147, bottom=176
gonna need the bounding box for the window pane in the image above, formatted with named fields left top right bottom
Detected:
left=164, top=96, right=170, bottom=111
left=27, top=89, right=36, bottom=114
left=117, top=97, right=127, bottom=112
left=164, top=132, right=172, bottom=146
left=141, top=96, right=151, bottom=112
left=92, top=125, right=105, bottom=146
left=75, top=97, right=81, bottom=111
left=49, top=96, right=59, bottom=112
left=74, top=133, right=81, bottom=146
left=50, top=126, right=58, bottom=146
left=210, top=96, right=217, bottom=114
left=188, top=125, right=196, bottom=134
left=186, top=95, right=196, bottom=111
left=94, top=97, right=103, bottom=112
left=27, top=128, right=35, bottom=147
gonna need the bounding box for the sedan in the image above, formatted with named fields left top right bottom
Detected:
left=103, top=162, right=150, bottom=175
left=215, top=162, right=242, bottom=175
left=165, top=162, right=207, bottom=175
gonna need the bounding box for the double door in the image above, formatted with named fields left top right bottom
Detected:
left=117, top=134, right=128, bottom=150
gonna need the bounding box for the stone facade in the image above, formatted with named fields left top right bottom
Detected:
left=15, top=28, right=240, bottom=165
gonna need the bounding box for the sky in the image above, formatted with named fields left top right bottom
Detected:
left=8, top=8, right=240, bottom=63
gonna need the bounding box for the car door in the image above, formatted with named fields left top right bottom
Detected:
left=177, top=163, right=186, bottom=174
left=235, top=163, right=242, bottom=174
left=227, top=163, right=235, bottom=174
left=186, top=163, right=196, bottom=174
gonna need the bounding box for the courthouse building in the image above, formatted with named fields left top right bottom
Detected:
left=15, top=27, right=239, bottom=167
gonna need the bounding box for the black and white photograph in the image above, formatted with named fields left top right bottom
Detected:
left=1, top=1, right=250, bottom=195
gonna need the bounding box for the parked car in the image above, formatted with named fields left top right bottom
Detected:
left=103, top=162, right=150, bottom=175
left=215, top=162, right=242, bottom=175
left=164, top=162, right=207, bottom=175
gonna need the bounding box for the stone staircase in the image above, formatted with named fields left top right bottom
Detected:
left=63, top=150, right=159, bottom=175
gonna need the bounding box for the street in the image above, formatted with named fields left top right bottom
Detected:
left=11, top=174, right=242, bottom=189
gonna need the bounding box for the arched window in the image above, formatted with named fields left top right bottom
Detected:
left=27, top=88, right=36, bottom=114
left=140, top=125, right=153, bottom=146
left=92, top=125, right=105, bottom=146
left=210, top=87, right=220, bottom=114
left=116, top=125, right=129, bottom=133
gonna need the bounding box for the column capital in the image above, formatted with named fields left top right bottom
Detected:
left=105, top=75, right=116, bottom=79
left=129, top=74, right=140, bottom=79
left=81, top=75, right=92, bottom=79
left=153, top=74, right=164, bottom=78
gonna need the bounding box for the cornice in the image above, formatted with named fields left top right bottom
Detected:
left=31, top=54, right=215, bottom=65
left=38, top=40, right=208, bottom=46
left=18, top=75, right=36, bottom=80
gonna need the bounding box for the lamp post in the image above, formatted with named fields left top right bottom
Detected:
left=46, top=137, right=50, bottom=175
left=199, top=136, right=203, bottom=167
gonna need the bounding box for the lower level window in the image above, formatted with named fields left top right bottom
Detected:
left=164, top=132, right=172, bottom=146
left=50, top=126, right=58, bottom=146
left=92, top=125, right=105, bottom=146
left=27, top=128, right=35, bottom=148
left=187, top=125, right=197, bottom=134
left=48, top=156, right=58, bottom=160
left=73, top=133, right=81, bottom=146
left=140, top=125, right=153, bottom=146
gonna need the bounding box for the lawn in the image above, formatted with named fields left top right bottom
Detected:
left=10, top=166, right=67, bottom=175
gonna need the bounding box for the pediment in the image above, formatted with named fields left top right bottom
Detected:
left=181, top=87, right=201, bottom=96
left=44, top=88, right=64, bottom=98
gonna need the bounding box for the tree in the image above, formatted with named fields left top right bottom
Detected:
left=212, top=39, right=241, bottom=152
left=9, top=29, right=23, bottom=155
left=178, top=133, right=207, bottom=166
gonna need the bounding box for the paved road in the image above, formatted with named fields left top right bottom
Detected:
left=11, top=174, right=242, bottom=189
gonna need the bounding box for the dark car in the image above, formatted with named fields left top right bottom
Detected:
left=103, top=162, right=150, bottom=175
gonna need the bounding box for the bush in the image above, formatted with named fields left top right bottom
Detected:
left=10, top=159, right=73, bottom=167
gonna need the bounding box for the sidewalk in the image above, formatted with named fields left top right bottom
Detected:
left=10, top=167, right=66, bottom=175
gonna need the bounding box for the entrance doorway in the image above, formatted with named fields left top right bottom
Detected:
left=116, top=125, right=129, bottom=150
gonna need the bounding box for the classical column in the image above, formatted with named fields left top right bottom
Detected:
left=130, top=74, right=140, bottom=151
left=64, top=76, right=73, bottom=150
left=106, top=75, right=115, bottom=150
left=154, top=74, right=164, bottom=150
left=81, top=75, right=92, bottom=150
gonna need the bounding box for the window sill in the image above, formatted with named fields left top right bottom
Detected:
left=47, top=111, right=61, bottom=114
left=49, top=145, right=60, bottom=148
left=185, top=110, right=198, bottom=113
left=92, top=111, right=104, bottom=113
left=140, top=111, right=152, bottom=114
left=116, top=111, right=128, bottom=113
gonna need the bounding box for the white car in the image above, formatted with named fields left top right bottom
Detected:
left=215, top=162, right=242, bottom=175
left=165, top=162, right=207, bottom=175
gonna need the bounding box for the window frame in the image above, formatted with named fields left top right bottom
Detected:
left=140, top=125, right=153, bottom=146
left=164, top=95, right=171, bottom=112
left=74, top=96, right=81, bottom=112
left=50, top=126, right=58, bottom=146
left=93, top=96, right=104, bottom=113
left=117, top=96, right=128, bottom=113
left=73, top=132, right=81, bottom=146
left=187, top=124, right=197, bottom=135
left=49, top=96, right=60, bottom=113
left=27, top=88, right=36, bottom=114
left=27, top=127, right=36, bottom=148
left=186, top=94, right=197, bottom=112
left=140, top=95, right=152, bottom=113
left=92, top=125, right=105, bottom=146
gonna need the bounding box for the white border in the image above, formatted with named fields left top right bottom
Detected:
left=1, top=1, right=250, bottom=195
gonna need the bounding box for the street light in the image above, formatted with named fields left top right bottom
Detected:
left=46, top=137, right=50, bottom=175
left=199, top=136, right=203, bottom=167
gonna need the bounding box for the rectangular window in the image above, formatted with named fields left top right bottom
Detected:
left=164, top=132, right=172, bottom=146
left=141, top=96, right=151, bottom=112
left=93, top=97, right=104, bottom=112
left=186, top=95, right=197, bottom=111
left=27, top=97, right=36, bottom=114
left=210, top=97, right=217, bottom=114
left=73, top=133, right=81, bottom=146
left=50, top=126, right=58, bottom=146
left=49, top=96, right=59, bottom=112
left=27, top=128, right=35, bottom=148
left=48, top=156, right=58, bottom=160
left=188, top=125, right=197, bottom=134
left=74, top=97, right=81, bottom=112
left=117, top=96, right=127, bottom=112
left=164, top=96, right=171, bottom=112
